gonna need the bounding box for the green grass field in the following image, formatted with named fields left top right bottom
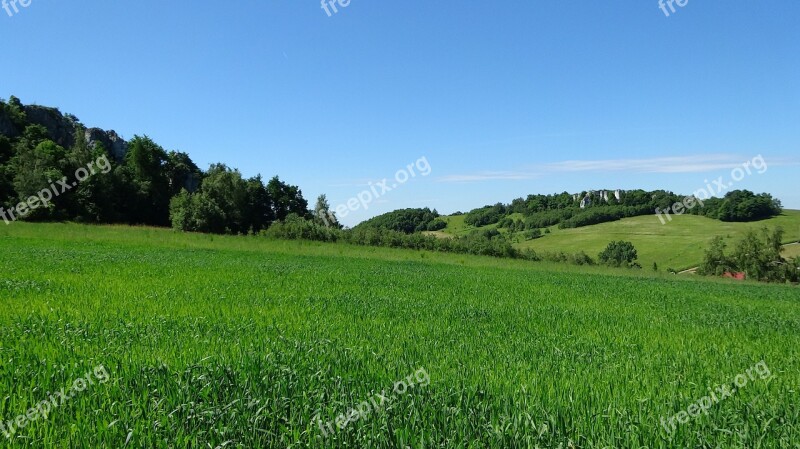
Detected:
left=1, top=223, right=799, bottom=448
left=438, top=211, right=800, bottom=271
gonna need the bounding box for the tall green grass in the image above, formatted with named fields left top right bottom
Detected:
left=0, top=223, right=798, bottom=448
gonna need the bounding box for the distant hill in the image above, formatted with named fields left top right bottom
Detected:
left=432, top=210, right=800, bottom=271
left=456, top=189, right=782, bottom=233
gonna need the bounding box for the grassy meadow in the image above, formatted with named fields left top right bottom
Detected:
left=783, top=243, right=800, bottom=260
left=436, top=211, right=800, bottom=271
left=1, top=223, right=799, bottom=448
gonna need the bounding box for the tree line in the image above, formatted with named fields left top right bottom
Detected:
left=0, top=97, right=309, bottom=232
left=463, top=189, right=782, bottom=232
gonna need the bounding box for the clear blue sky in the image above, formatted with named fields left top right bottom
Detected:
left=2, top=1, right=798, bottom=225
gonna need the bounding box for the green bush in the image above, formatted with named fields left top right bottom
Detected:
left=598, top=241, right=638, bottom=268
left=698, top=227, right=794, bottom=283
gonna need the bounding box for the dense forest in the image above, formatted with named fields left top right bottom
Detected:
left=0, top=97, right=309, bottom=232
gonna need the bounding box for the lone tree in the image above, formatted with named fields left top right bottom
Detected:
left=313, top=194, right=341, bottom=229
left=598, top=241, right=639, bottom=268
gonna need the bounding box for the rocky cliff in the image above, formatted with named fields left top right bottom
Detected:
left=22, top=105, right=77, bottom=148
left=0, top=98, right=130, bottom=162
left=84, top=128, right=128, bottom=162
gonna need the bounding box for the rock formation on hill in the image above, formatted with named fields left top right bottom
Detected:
left=0, top=98, right=130, bottom=162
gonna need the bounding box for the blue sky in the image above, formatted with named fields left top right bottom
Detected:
left=2, top=0, right=798, bottom=226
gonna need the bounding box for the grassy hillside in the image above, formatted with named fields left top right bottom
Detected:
left=783, top=243, right=800, bottom=259
left=438, top=210, right=800, bottom=271
left=0, top=222, right=799, bottom=447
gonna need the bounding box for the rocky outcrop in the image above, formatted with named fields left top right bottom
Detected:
left=85, top=128, right=128, bottom=162
left=2, top=98, right=130, bottom=163
left=23, top=105, right=76, bottom=148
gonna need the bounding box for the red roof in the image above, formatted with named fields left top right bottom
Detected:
left=723, top=272, right=746, bottom=280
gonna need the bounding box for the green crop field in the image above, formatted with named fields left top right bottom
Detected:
left=438, top=211, right=800, bottom=271
left=1, top=223, right=799, bottom=448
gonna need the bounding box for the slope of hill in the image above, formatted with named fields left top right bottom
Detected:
left=784, top=242, right=800, bottom=259
left=436, top=210, right=800, bottom=271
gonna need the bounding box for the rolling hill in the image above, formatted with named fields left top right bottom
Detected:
left=432, top=210, right=800, bottom=271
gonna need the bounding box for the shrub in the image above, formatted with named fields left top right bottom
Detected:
left=524, top=229, right=542, bottom=240
left=426, top=219, right=447, bottom=231
left=598, top=241, right=638, bottom=268
left=464, top=203, right=505, bottom=227
left=698, top=236, right=734, bottom=276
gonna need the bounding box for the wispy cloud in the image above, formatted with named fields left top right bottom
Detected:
left=438, top=153, right=800, bottom=183
left=326, top=180, right=373, bottom=188
left=544, top=154, right=754, bottom=173
left=438, top=171, right=539, bottom=183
